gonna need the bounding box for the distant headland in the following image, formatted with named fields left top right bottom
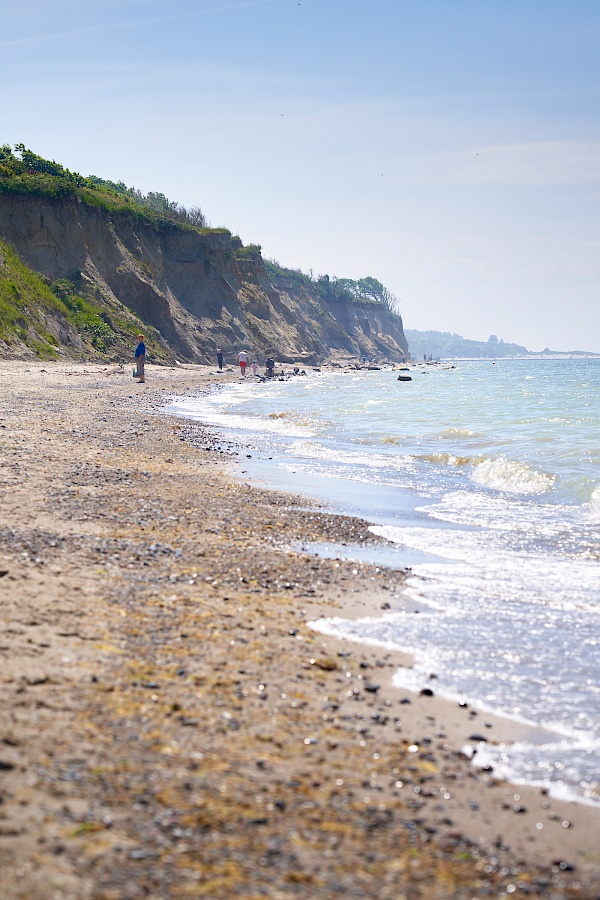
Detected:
left=405, top=329, right=599, bottom=360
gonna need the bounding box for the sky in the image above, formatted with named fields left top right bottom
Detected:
left=2, top=0, right=599, bottom=351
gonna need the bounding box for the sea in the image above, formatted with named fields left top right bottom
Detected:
left=166, top=358, right=600, bottom=806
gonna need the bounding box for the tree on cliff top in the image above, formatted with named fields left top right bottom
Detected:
left=336, top=276, right=398, bottom=312
left=265, top=259, right=400, bottom=315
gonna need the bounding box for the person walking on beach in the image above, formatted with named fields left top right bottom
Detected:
left=216, top=348, right=224, bottom=371
left=265, top=356, right=275, bottom=378
left=251, top=359, right=258, bottom=376
left=237, top=349, right=248, bottom=376
left=134, top=334, right=146, bottom=383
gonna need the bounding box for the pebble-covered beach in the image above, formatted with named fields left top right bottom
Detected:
left=1, top=361, right=599, bottom=899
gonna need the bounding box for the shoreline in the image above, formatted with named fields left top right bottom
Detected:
left=1, top=360, right=599, bottom=898
left=185, top=368, right=599, bottom=811
left=215, top=366, right=600, bottom=811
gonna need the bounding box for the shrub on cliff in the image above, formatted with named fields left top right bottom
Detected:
left=0, top=143, right=211, bottom=233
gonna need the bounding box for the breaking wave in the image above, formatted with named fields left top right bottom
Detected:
left=472, top=456, right=554, bottom=494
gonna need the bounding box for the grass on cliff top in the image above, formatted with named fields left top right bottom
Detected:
left=0, top=143, right=229, bottom=237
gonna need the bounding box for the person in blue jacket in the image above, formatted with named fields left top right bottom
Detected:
left=134, top=334, right=146, bottom=383
left=216, top=348, right=224, bottom=371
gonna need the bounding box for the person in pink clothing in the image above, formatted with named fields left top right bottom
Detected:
left=237, top=350, right=248, bottom=376
left=251, top=360, right=258, bottom=376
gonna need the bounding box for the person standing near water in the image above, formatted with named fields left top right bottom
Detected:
left=237, top=349, right=248, bottom=376
left=134, top=334, right=146, bottom=383
left=216, top=348, right=224, bottom=371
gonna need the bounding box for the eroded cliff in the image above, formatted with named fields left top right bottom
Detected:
left=0, top=192, right=408, bottom=364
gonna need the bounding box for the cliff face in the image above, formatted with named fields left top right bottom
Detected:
left=0, top=193, right=408, bottom=363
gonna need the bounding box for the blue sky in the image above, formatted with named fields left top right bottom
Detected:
left=2, top=0, right=599, bottom=351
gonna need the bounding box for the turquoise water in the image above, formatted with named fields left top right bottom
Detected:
left=168, top=359, right=600, bottom=805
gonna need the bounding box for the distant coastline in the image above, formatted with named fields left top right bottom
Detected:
left=437, top=354, right=600, bottom=361
left=405, top=328, right=599, bottom=360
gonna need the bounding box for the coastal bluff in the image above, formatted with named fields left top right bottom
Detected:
left=0, top=192, right=408, bottom=364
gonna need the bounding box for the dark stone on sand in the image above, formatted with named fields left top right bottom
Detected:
left=0, top=761, right=16, bottom=771
left=513, top=804, right=527, bottom=813
left=365, top=683, right=380, bottom=694
left=371, top=713, right=389, bottom=725
left=420, top=688, right=434, bottom=697
left=468, top=734, right=488, bottom=742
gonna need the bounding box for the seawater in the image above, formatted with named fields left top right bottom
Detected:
left=167, top=359, right=600, bottom=805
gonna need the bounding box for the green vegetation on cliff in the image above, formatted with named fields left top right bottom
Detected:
left=48, top=278, right=156, bottom=355
left=0, top=143, right=217, bottom=234
left=0, top=239, right=167, bottom=360
left=265, top=260, right=399, bottom=312
left=0, top=240, right=66, bottom=357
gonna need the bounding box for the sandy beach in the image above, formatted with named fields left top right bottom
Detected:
left=1, top=361, right=599, bottom=899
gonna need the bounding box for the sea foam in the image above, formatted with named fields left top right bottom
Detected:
left=471, top=456, right=554, bottom=494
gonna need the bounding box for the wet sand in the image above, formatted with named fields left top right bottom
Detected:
left=1, top=361, right=599, bottom=899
